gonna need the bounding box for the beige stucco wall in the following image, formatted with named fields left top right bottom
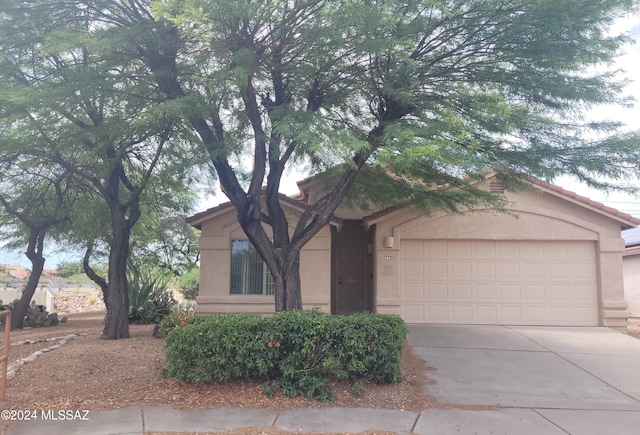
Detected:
left=623, top=251, right=640, bottom=318
left=193, top=181, right=630, bottom=327
left=372, top=186, right=629, bottom=327
left=195, top=207, right=331, bottom=315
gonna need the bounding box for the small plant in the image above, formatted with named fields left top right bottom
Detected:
left=87, top=296, right=97, bottom=306
left=177, top=267, right=199, bottom=300
left=351, top=380, right=366, bottom=397
left=128, top=265, right=177, bottom=324
left=158, top=305, right=196, bottom=337
left=47, top=312, right=67, bottom=327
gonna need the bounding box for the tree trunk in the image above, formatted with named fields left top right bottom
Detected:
left=101, top=212, right=131, bottom=339
left=83, top=240, right=109, bottom=311
left=272, top=249, right=302, bottom=311
left=11, top=231, right=46, bottom=330
left=10, top=258, right=45, bottom=330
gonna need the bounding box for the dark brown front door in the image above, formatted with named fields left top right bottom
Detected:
left=335, top=247, right=368, bottom=314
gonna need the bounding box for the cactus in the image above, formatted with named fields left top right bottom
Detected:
left=0, top=299, right=66, bottom=329
left=47, top=313, right=59, bottom=326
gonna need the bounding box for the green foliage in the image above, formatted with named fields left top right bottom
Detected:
left=164, top=310, right=407, bottom=400
left=128, top=265, right=177, bottom=324
left=351, top=380, right=366, bottom=397
left=177, top=267, right=199, bottom=300
left=56, top=260, right=84, bottom=278
left=158, top=303, right=196, bottom=338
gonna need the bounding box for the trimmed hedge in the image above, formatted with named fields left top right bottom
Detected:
left=164, top=309, right=407, bottom=400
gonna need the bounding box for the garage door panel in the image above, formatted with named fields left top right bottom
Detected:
left=476, top=284, right=497, bottom=300
left=452, top=305, right=473, bottom=322
left=427, top=241, right=448, bottom=256
left=452, top=283, right=472, bottom=300
left=403, top=240, right=425, bottom=257
left=546, top=263, right=570, bottom=280
left=571, top=263, right=597, bottom=280
left=475, top=262, right=497, bottom=278
left=403, top=260, right=424, bottom=278
left=428, top=262, right=447, bottom=277
left=523, top=284, right=545, bottom=301
left=427, top=283, right=448, bottom=299
left=522, top=263, right=544, bottom=279
left=451, top=241, right=472, bottom=256
left=545, top=243, right=570, bottom=258
left=450, top=262, right=472, bottom=278
left=497, top=241, right=520, bottom=257
left=404, top=282, right=425, bottom=299
left=400, top=240, right=598, bottom=326
left=573, top=284, right=598, bottom=302
left=498, top=262, right=520, bottom=279
left=523, top=242, right=545, bottom=257
left=476, top=305, right=498, bottom=322
left=523, top=306, right=547, bottom=323
left=548, top=284, right=572, bottom=301
left=403, top=304, right=425, bottom=322
left=573, top=306, right=599, bottom=323
left=500, top=284, right=522, bottom=300
left=501, top=306, right=522, bottom=322
left=474, top=241, right=496, bottom=256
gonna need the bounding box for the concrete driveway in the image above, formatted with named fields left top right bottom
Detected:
left=407, top=325, right=640, bottom=434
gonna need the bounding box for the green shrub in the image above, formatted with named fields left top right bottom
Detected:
left=164, top=314, right=280, bottom=383
left=56, top=260, right=84, bottom=278
left=177, top=267, right=199, bottom=300
left=164, top=310, right=407, bottom=400
left=158, top=304, right=196, bottom=337
left=128, top=265, right=177, bottom=324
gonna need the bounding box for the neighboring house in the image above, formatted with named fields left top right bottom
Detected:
left=188, top=174, right=639, bottom=328
left=43, top=268, right=59, bottom=277
left=622, top=226, right=640, bottom=318
left=1, top=263, right=30, bottom=280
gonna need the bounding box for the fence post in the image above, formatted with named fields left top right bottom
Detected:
left=0, top=309, right=11, bottom=402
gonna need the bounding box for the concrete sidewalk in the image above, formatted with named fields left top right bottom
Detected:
left=7, top=404, right=640, bottom=435
left=6, top=406, right=420, bottom=435
left=8, top=326, right=640, bottom=434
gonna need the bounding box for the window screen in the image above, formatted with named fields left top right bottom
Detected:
left=230, top=240, right=274, bottom=295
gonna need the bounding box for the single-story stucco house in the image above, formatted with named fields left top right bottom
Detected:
left=188, top=174, right=639, bottom=328
left=623, top=227, right=640, bottom=318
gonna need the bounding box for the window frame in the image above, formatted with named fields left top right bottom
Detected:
left=229, top=239, right=274, bottom=296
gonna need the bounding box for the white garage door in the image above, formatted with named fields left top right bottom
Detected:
left=399, top=240, right=598, bottom=325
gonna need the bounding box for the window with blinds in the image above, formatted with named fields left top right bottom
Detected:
left=230, top=240, right=275, bottom=295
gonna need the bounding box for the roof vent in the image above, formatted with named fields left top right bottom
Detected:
left=489, top=180, right=504, bottom=193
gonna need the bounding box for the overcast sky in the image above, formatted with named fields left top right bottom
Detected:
left=556, top=12, right=640, bottom=218
left=2, top=11, right=639, bottom=268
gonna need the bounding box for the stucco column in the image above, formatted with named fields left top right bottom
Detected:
left=374, top=236, right=401, bottom=315
left=599, top=238, right=628, bottom=329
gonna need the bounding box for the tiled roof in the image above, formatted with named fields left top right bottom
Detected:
left=187, top=174, right=640, bottom=232
left=531, top=179, right=640, bottom=229
left=361, top=176, right=640, bottom=230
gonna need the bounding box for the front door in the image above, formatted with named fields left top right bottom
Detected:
left=335, top=247, right=368, bottom=314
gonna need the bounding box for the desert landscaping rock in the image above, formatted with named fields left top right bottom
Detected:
left=53, top=289, right=106, bottom=313
left=2, top=334, right=78, bottom=382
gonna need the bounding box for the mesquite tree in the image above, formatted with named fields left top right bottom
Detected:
left=0, top=157, right=81, bottom=330
left=0, top=2, right=193, bottom=338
